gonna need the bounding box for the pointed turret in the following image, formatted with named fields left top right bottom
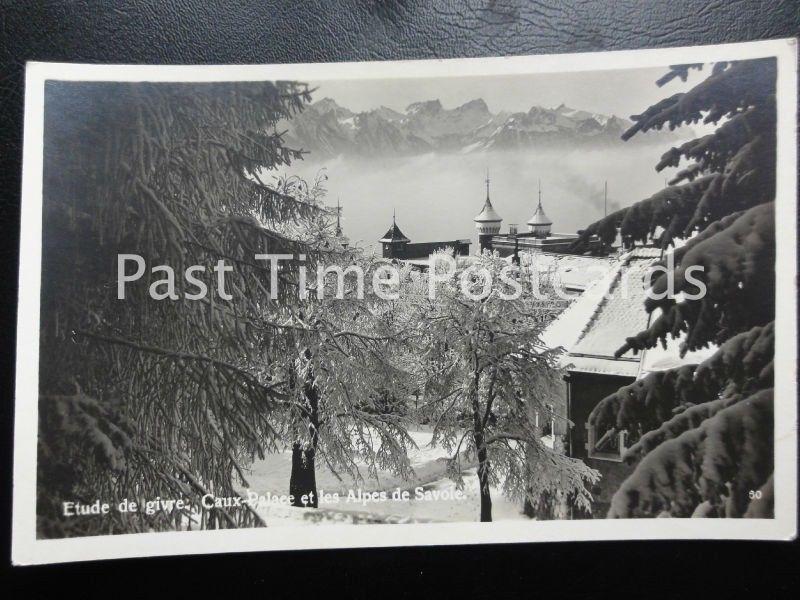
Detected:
left=380, top=210, right=411, bottom=258
left=474, top=171, right=502, bottom=252
left=527, top=180, right=552, bottom=238
left=334, top=198, right=349, bottom=248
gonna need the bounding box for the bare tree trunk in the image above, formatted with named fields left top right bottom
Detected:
left=290, top=442, right=317, bottom=508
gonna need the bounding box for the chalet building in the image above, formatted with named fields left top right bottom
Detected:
left=541, top=246, right=714, bottom=517
left=379, top=213, right=470, bottom=260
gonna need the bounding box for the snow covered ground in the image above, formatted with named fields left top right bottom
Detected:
left=240, top=430, right=529, bottom=526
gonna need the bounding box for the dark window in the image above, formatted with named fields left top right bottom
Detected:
left=585, top=423, right=628, bottom=462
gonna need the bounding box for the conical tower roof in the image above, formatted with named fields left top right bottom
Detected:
left=379, top=212, right=410, bottom=243
left=474, top=197, right=502, bottom=223
left=527, top=181, right=552, bottom=226
left=527, top=200, right=552, bottom=226
left=474, top=172, right=502, bottom=223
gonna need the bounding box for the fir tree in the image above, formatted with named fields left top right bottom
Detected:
left=574, top=59, right=777, bottom=517
left=38, top=80, right=330, bottom=536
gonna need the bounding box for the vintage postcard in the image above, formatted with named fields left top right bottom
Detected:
left=12, top=38, right=798, bottom=564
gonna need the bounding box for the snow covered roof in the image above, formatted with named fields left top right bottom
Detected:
left=527, top=200, right=552, bottom=226
left=567, top=355, right=641, bottom=377
left=638, top=319, right=718, bottom=377
left=540, top=258, right=623, bottom=352
left=570, top=258, right=653, bottom=359
left=542, top=248, right=671, bottom=378
left=474, top=196, right=502, bottom=223
left=551, top=255, right=614, bottom=291
left=527, top=252, right=614, bottom=292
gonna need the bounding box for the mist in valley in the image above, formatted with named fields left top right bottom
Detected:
left=279, top=141, right=685, bottom=253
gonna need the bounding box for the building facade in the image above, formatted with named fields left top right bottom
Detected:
left=539, top=247, right=715, bottom=517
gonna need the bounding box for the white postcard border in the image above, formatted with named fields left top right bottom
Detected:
left=13, top=38, right=798, bottom=565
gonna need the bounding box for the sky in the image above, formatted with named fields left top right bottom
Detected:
left=309, top=64, right=704, bottom=119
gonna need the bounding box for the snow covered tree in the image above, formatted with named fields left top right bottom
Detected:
left=576, top=58, right=777, bottom=517
left=271, top=249, right=418, bottom=508
left=38, top=80, right=335, bottom=536
left=401, top=252, right=599, bottom=521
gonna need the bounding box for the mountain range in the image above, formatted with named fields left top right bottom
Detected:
left=280, top=97, right=678, bottom=159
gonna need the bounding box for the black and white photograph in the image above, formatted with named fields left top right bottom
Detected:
left=11, top=38, right=797, bottom=564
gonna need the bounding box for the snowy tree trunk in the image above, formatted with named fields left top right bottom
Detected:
left=470, top=362, right=492, bottom=522
left=523, top=403, right=541, bottom=519
left=475, top=431, right=492, bottom=522
left=290, top=350, right=320, bottom=508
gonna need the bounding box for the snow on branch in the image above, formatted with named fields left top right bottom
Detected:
left=654, top=63, right=704, bottom=88
left=591, top=322, right=774, bottom=441
left=607, top=388, right=773, bottom=518
left=574, top=57, right=776, bottom=255
left=624, top=393, right=743, bottom=462
left=589, top=365, right=699, bottom=437
left=617, top=203, right=774, bottom=355
left=571, top=176, right=712, bottom=251
left=622, top=59, right=775, bottom=140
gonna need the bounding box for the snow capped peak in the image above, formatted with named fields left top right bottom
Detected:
left=553, top=103, right=576, bottom=115
left=406, top=99, right=443, bottom=115
left=455, top=98, right=490, bottom=113
left=312, top=97, right=342, bottom=111
left=284, top=96, right=666, bottom=158
left=374, top=105, right=405, bottom=122
left=308, top=97, right=354, bottom=122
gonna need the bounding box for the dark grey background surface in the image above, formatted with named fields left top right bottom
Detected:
left=1, top=0, right=798, bottom=593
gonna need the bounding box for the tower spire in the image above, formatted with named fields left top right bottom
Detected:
left=538, top=178, right=542, bottom=209
left=334, top=198, right=349, bottom=249
left=486, top=168, right=490, bottom=201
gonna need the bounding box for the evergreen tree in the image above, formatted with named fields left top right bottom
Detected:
left=38, top=80, right=329, bottom=536
left=573, top=59, right=777, bottom=517
left=402, top=252, right=599, bottom=521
